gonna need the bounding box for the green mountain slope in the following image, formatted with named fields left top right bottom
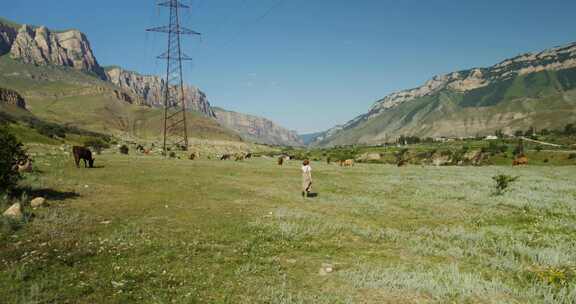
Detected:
left=0, top=55, right=241, bottom=143
left=313, top=42, right=576, bottom=147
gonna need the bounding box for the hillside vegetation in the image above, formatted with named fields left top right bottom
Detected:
left=0, top=55, right=241, bottom=143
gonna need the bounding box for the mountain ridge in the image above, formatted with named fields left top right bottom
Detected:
left=213, top=107, right=303, bottom=146
left=311, top=41, right=576, bottom=146
left=0, top=17, right=302, bottom=146
left=105, top=66, right=215, bottom=117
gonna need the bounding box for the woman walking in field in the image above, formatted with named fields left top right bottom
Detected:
left=302, top=159, right=312, bottom=198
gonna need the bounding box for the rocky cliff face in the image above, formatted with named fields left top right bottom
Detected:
left=0, top=17, right=301, bottom=144
left=0, top=22, right=16, bottom=56
left=313, top=42, right=576, bottom=146
left=105, top=67, right=215, bottom=117
left=0, top=87, right=26, bottom=109
left=366, top=42, right=576, bottom=119
left=214, top=108, right=303, bottom=146
left=7, top=24, right=106, bottom=79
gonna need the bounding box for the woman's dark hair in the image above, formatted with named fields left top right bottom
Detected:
left=303, top=159, right=310, bottom=166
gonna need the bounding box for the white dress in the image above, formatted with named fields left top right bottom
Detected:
left=302, top=165, right=312, bottom=192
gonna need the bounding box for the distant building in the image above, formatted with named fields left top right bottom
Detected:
left=485, top=135, right=499, bottom=140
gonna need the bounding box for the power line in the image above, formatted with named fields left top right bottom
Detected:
left=217, top=0, right=285, bottom=49
left=147, top=0, right=201, bottom=154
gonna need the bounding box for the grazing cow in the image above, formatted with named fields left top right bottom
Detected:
left=512, top=156, right=528, bottom=166
left=342, top=159, right=354, bottom=167
left=245, top=153, right=252, bottom=159
left=278, top=156, right=284, bottom=166
left=220, top=154, right=231, bottom=160
left=234, top=153, right=245, bottom=161
left=397, top=159, right=409, bottom=167
left=136, top=144, right=145, bottom=153
left=189, top=153, right=196, bottom=160
left=73, top=146, right=95, bottom=168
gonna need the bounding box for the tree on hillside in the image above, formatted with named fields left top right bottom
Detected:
left=524, top=126, right=536, bottom=137
left=0, top=126, right=27, bottom=193
left=84, top=138, right=110, bottom=154
left=494, top=129, right=504, bottom=139
left=513, top=140, right=525, bottom=158
left=564, top=123, right=576, bottom=135
left=397, top=135, right=421, bottom=145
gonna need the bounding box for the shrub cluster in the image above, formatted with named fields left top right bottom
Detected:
left=84, top=138, right=110, bottom=154
left=0, top=126, right=27, bottom=193
left=481, top=141, right=508, bottom=155
left=492, top=174, right=519, bottom=196
left=13, top=114, right=110, bottom=141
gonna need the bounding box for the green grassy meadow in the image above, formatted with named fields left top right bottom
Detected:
left=1, top=147, right=576, bottom=303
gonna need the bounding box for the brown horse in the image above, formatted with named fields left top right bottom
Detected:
left=73, top=146, right=94, bottom=168
left=341, top=159, right=354, bottom=167
left=512, top=156, right=528, bottom=166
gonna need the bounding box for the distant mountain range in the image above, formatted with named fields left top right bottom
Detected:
left=0, top=17, right=301, bottom=146
left=5, top=16, right=574, bottom=148
left=213, top=108, right=303, bottom=146
left=310, top=42, right=576, bottom=146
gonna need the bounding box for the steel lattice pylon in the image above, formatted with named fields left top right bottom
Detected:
left=147, top=0, right=200, bottom=154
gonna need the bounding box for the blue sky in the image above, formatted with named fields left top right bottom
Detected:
left=3, top=0, right=576, bottom=133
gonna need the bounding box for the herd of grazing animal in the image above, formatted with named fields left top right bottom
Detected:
left=218, top=152, right=252, bottom=161
left=10, top=146, right=536, bottom=179
left=11, top=143, right=530, bottom=171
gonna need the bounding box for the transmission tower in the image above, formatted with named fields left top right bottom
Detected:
left=147, top=0, right=200, bottom=154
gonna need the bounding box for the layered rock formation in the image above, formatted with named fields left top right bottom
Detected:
left=8, top=24, right=106, bottom=79
left=0, top=87, right=26, bottom=109
left=0, top=19, right=215, bottom=117
left=214, top=108, right=303, bottom=146
left=312, top=42, right=576, bottom=146
left=0, top=22, right=16, bottom=55
left=105, top=67, right=215, bottom=117
left=0, top=17, right=303, bottom=146
left=366, top=42, right=576, bottom=119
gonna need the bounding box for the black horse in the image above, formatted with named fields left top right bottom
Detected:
left=73, top=146, right=95, bottom=168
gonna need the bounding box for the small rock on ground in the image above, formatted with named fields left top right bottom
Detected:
left=3, top=203, right=23, bottom=221
left=318, top=263, right=334, bottom=276
left=30, top=197, right=47, bottom=208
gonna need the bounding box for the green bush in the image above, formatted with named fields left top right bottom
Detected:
left=483, top=141, right=508, bottom=155
left=492, top=174, right=519, bottom=196
left=0, top=112, right=16, bottom=125
left=84, top=138, right=110, bottom=154
left=37, top=123, right=66, bottom=138
left=513, top=141, right=525, bottom=157
left=20, top=115, right=110, bottom=142
left=0, top=126, right=27, bottom=193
